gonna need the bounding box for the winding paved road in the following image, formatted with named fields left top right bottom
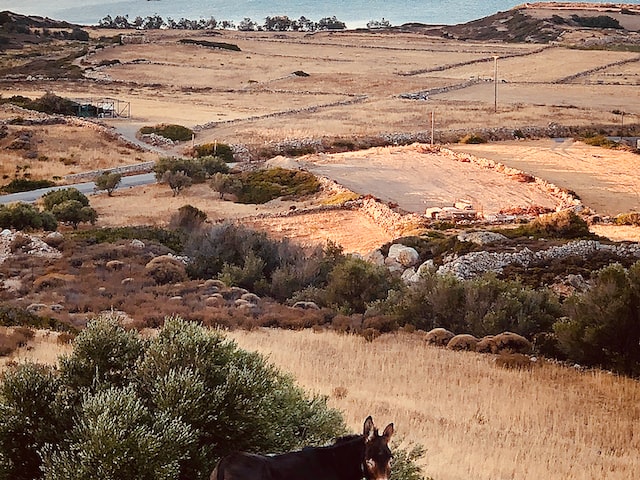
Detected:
left=0, top=173, right=157, bottom=205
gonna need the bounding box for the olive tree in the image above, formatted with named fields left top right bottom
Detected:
left=94, top=172, right=122, bottom=196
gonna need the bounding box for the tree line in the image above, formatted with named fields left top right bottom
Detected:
left=98, top=14, right=348, bottom=31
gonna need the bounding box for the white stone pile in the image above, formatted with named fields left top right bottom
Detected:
left=0, top=230, right=62, bottom=265
left=438, top=239, right=640, bottom=280
left=367, top=235, right=640, bottom=282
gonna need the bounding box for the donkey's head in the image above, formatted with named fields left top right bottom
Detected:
left=362, top=416, right=394, bottom=480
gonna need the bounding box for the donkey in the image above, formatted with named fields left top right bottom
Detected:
left=210, top=416, right=394, bottom=480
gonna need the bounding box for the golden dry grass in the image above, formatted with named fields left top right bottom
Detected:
left=2, top=326, right=639, bottom=480
left=227, top=328, right=640, bottom=480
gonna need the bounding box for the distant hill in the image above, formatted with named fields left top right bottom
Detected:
left=395, top=2, right=640, bottom=44
left=0, top=10, right=84, bottom=50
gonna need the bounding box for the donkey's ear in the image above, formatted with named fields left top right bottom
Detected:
left=382, top=423, right=394, bottom=442
left=363, top=416, right=375, bottom=441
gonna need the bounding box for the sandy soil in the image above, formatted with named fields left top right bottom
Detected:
left=294, top=144, right=560, bottom=214
left=451, top=139, right=640, bottom=216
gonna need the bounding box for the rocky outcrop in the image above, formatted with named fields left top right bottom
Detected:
left=436, top=239, right=640, bottom=280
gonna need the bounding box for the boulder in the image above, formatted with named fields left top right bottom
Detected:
left=476, top=336, right=497, bottom=354
left=364, top=249, right=385, bottom=266
left=240, top=292, right=260, bottom=304
left=388, top=244, right=420, bottom=267
left=205, top=295, right=225, bottom=307
left=457, top=231, right=508, bottom=245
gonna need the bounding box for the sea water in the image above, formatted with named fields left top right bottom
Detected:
left=1, top=0, right=639, bottom=28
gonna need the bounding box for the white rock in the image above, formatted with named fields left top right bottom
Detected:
left=388, top=244, right=419, bottom=267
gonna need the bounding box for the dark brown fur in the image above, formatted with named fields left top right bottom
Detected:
left=210, top=416, right=394, bottom=480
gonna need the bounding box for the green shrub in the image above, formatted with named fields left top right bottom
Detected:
left=139, top=124, right=193, bottom=142
left=93, top=172, right=122, bottom=196
left=8, top=314, right=345, bottom=480
left=71, top=226, right=183, bottom=252
left=178, top=39, right=241, bottom=51
left=325, top=256, right=399, bottom=314
left=235, top=167, right=321, bottom=204
left=571, top=14, right=622, bottom=29
left=0, top=363, right=66, bottom=480
left=0, top=202, right=57, bottom=231
left=582, top=134, right=616, bottom=148
left=555, top=262, right=640, bottom=376
left=193, top=142, right=235, bottom=162
left=615, top=212, right=640, bottom=226
left=41, top=188, right=89, bottom=210
left=154, top=157, right=227, bottom=183
left=381, top=271, right=561, bottom=338
left=527, top=210, right=590, bottom=239
left=0, top=93, right=79, bottom=116
left=170, top=204, right=207, bottom=231
left=0, top=178, right=56, bottom=194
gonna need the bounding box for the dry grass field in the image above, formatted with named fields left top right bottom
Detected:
left=3, top=327, right=639, bottom=480
left=227, top=328, right=640, bottom=480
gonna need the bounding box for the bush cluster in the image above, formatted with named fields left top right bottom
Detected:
left=139, top=124, right=194, bottom=142
left=0, top=93, right=79, bottom=116
left=154, top=156, right=229, bottom=184
left=192, top=142, right=235, bottom=162
left=0, top=178, right=56, bottom=194
left=212, top=167, right=320, bottom=204
left=0, top=202, right=57, bottom=231
left=41, top=188, right=97, bottom=229
left=499, top=210, right=591, bottom=239
left=0, top=315, right=345, bottom=480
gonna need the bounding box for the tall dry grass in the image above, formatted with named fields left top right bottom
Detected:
left=227, top=328, right=640, bottom=480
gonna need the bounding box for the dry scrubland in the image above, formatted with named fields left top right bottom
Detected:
left=4, top=327, right=639, bottom=480
left=227, top=329, right=640, bottom=480
left=3, top=24, right=639, bottom=147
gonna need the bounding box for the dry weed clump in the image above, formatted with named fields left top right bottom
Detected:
left=0, top=326, right=34, bottom=356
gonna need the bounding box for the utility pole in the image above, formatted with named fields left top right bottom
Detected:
left=431, top=111, right=434, bottom=146
left=492, top=55, right=499, bottom=113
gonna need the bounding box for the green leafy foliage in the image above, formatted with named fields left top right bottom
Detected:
left=0, top=93, right=79, bottom=116
left=161, top=171, right=193, bottom=196
left=0, top=202, right=57, bottom=231
left=0, top=363, right=67, bottom=480
left=193, top=142, right=235, bottom=162
left=139, top=124, right=193, bottom=142
left=42, top=386, right=195, bottom=480
left=93, top=172, right=122, bottom=196
left=51, top=200, right=97, bottom=229
left=184, top=223, right=341, bottom=298
left=556, top=262, right=640, bottom=375
left=0, top=315, right=346, bottom=480
left=233, top=167, right=321, bottom=204
left=0, top=178, right=55, bottom=194
left=382, top=271, right=561, bottom=338
left=41, top=188, right=89, bottom=210
left=70, top=226, right=183, bottom=252
left=154, top=157, right=229, bottom=184
left=325, top=256, right=399, bottom=314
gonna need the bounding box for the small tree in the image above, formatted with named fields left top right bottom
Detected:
left=161, top=170, right=192, bottom=196
left=42, top=188, right=89, bottom=211
left=51, top=200, right=97, bottom=229
left=210, top=172, right=241, bottom=199
left=94, top=172, right=122, bottom=196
